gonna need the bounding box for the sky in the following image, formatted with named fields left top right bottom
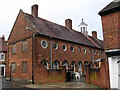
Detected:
left=0, top=0, right=113, bottom=40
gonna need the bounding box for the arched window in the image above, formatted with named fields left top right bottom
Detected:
left=84, top=61, right=88, bottom=76
left=89, top=62, right=93, bottom=68
left=40, top=60, right=49, bottom=69
left=11, top=62, right=16, bottom=73
left=0, top=53, right=5, bottom=61
left=52, top=60, right=59, bottom=69
left=62, top=60, right=68, bottom=70
left=78, top=61, right=82, bottom=75
left=70, top=61, right=76, bottom=71
left=83, top=27, right=85, bottom=31
left=22, top=40, right=28, bottom=52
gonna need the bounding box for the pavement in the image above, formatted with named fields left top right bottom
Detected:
left=1, top=76, right=100, bottom=89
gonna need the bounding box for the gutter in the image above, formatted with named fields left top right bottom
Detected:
left=50, top=37, right=53, bottom=69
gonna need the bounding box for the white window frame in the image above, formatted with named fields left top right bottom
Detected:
left=41, top=40, right=48, bottom=49
left=62, top=61, right=68, bottom=70
left=53, top=42, right=58, bottom=50
left=62, top=44, right=67, bottom=51
left=71, top=45, right=74, bottom=52
left=52, top=61, right=59, bottom=69
left=0, top=53, right=5, bottom=61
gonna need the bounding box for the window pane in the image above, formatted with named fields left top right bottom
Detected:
left=12, top=44, right=16, bottom=54
left=22, top=40, right=28, bottom=52
left=22, top=61, right=28, bottom=73
left=11, top=63, right=16, bottom=73
left=41, top=40, right=48, bottom=48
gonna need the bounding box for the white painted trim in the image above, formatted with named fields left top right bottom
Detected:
left=108, top=56, right=120, bottom=89
left=0, top=64, right=6, bottom=76
left=105, top=49, right=120, bottom=52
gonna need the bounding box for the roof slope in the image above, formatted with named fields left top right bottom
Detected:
left=99, top=1, right=120, bottom=16
left=24, top=13, right=103, bottom=49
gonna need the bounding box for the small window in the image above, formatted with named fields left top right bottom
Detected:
left=52, top=61, right=59, bottom=69
left=70, top=61, right=76, bottom=71
left=93, top=50, right=96, bottom=55
left=89, top=49, right=92, bottom=54
left=11, top=62, right=16, bottom=73
left=22, top=61, right=28, bottom=73
left=12, top=44, right=16, bottom=54
left=81, top=27, right=82, bottom=32
left=40, top=60, right=49, bottom=69
left=83, top=27, right=85, bottom=31
left=22, top=40, right=28, bottom=52
left=41, top=40, right=48, bottom=48
left=53, top=42, right=58, bottom=50
left=62, top=44, right=67, bottom=51
left=0, top=53, right=5, bottom=60
left=70, top=45, right=74, bottom=52
left=78, top=46, right=81, bottom=53
left=62, top=60, right=68, bottom=70
left=83, top=48, right=87, bottom=53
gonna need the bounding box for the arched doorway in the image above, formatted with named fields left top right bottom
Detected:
left=78, top=61, right=82, bottom=76
left=89, top=61, right=93, bottom=68
left=52, top=60, right=59, bottom=69
left=62, top=60, right=68, bottom=70
left=84, top=61, right=88, bottom=76
left=70, top=61, right=76, bottom=71
left=40, top=60, right=49, bottom=69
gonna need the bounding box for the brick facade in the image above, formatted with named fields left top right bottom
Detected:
left=101, top=11, right=120, bottom=50
left=6, top=4, right=109, bottom=87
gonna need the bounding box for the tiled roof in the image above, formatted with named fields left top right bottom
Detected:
left=24, top=13, right=103, bottom=49
left=0, top=37, right=7, bottom=52
left=88, top=36, right=104, bottom=49
left=99, top=1, right=120, bottom=16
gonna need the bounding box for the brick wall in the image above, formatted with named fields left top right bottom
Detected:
left=35, top=36, right=105, bottom=72
left=101, top=11, right=120, bottom=50
left=6, top=38, right=33, bottom=81
left=34, top=64, right=66, bottom=83
left=86, top=59, right=110, bottom=88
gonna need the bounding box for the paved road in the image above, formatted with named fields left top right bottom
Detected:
left=0, top=76, right=31, bottom=89
left=0, top=76, right=99, bottom=89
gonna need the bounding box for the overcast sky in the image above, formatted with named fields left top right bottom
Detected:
left=0, top=0, right=113, bottom=40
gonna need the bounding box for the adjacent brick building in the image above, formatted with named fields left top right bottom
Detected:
left=0, top=35, right=7, bottom=76
left=6, top=4, right=109, bottom=87
left=99, top=1, right=120, bottom=89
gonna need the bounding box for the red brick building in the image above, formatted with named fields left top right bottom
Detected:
left=99, top=1, right=120, bottom=89
left=0, top=35, right=7, bottom=76
left=6, top=4, right=109, bottom=87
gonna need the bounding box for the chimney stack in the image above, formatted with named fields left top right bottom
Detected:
left=2, top=35, right=5, bottom=40
left=92, top=31, right=97, bottom=39
left=65, top=19, right=72, bottom=30
left=32, top=4, right=38, bottom=17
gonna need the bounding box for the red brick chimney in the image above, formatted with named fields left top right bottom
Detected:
left=2, top=35, right=5, bottom=40
left=92, top=31, right=97, bottom=39
left=65, top=19, right=72, bottom=30
left=32, top=4, right=38, bottom=17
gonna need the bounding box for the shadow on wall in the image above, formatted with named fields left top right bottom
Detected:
left=86, top=59, right=110, bottom=88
